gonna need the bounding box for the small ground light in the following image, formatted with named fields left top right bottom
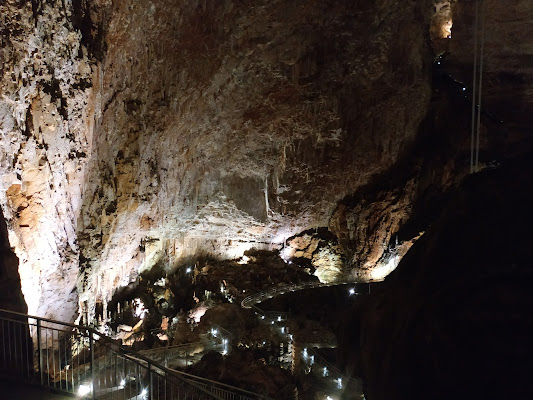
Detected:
left=186, top=267, right=192, bottom=273
left=78, top=383, right=92, bottom=397
left=349, top=288, right=355, bottom=295
left=277, top=316, right=282, bottom=322
left=323, top=366, right=329, bottom=377
left=119, top=379, right=126, bottom=388
left=141, top=388, right=148, bottom=398
left=337, top=378, right=342, bottom=389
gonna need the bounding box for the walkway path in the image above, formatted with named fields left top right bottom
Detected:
left=0, top=379, right=73, bottom=400
left=241, top=278, right=366, bottom=398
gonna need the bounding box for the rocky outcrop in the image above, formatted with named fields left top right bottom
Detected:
left=75, top=0, right=433, bottom=323
left=0, top=206, right=26, bottom=313
left=281, top=228, right=346, bottom=282
left=340, top=158, right=533, bottom=400
left=0, top=0, right=95, bottom=320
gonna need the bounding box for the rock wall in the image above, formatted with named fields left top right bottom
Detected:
left=0, top=0, right=95, bottom=320
left=0, top=0, right=435, bottom=321
left=340, top=157, right=533, bottom=400
left=76, top=0, right=433, bottom=322
left=0, top=205, right=26, bottom=313
left=330, top=0, right=533, bottom=279
left=448, top=0, right=533, bottom=158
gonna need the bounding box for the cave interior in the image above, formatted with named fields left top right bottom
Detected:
left=0, top=0, right=532, bottom=399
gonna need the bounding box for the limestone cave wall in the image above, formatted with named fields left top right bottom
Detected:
left=1, top=0, right=434, bottom=322
left=1, top=0, right=530, bottom=327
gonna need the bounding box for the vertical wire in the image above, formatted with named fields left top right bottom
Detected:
left=475, top=0, right=487, bottom=170
left=8, top=321, right=12, bottom=368
left=64, top=332, right=67, bottom=392
left=104, top=344, right=107, bottom=392
left=71, top=333, right=74, bottom=392
left=18, top=323, right=24, bottom=376
left=53, top=330, right=57, bottom=390
left=59, top=330, right=63, bottom=391
left=46, top=328, right=49, bottom=387
left=470, top=0, right=480, bottom=173
left=25, top=321, right=30, bottom=378
left=1, top=319, right=4, bottom=369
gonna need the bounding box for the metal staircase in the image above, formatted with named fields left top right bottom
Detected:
left=0, top=309, right=271, bottom=400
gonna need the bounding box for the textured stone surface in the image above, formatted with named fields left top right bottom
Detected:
left=0, top=206, right=26, bottom=313
left=0, top=0, right=433, bottom=321
left=282, top=229, right=346, bottom=282
left=448, top=0, right=533, bottom=157
left=0, top=0, right=94, bottom=320
left=340, top=158, right=533, bottom=400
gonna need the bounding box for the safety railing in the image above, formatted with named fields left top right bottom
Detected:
left=241, top=279, right=367, bottom=309
left=139, top=341, right=213, bottom=368
left=0, top=309, right=272, bottom=400
left=240, top=279, right=366, bottom=397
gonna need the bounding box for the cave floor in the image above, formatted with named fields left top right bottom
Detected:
left=0, top=379, right=74, bottom=399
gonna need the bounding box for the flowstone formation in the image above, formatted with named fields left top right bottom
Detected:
left=1, top=0, right=435, bottom=322
left=0, top=0, right=96, bottom=320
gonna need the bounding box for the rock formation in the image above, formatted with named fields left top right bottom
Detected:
left=0, top=206, right=26, bottom=313
left=0, top=0, right=531, bottom=340
left=0, top=0, right=434, bottom=322
left=341, top=157, right=533, bottom=400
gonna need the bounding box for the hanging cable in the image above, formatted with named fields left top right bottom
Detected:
left=470, top=0, right=480, bottom=173
left=475, top=0, right=487, bottom=171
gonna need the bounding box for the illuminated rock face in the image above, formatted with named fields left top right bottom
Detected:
left=75, top=0, right=432, bottom=324
left=341, top=159, right=533, bottom=400
left=0, top=0, right=94, bottom=320
left=5, top=0, right=501, bottom=322
left=0, top=0, right=530, bottom=327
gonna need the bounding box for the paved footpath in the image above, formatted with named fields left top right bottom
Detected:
left=0, top=379, right=74, bottom=400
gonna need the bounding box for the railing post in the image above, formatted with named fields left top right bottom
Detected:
left=148, top=361, right=153, bottom=400
left=89, top=332, right=95, bottom=400
left=36, top=319, right=43, bottom=386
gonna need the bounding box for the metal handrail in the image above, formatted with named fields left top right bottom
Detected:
left=140, top=341, right=207, bottom=356
left=241, top=279, right=359, bottom=308
left=239, top=279, right=365, bottom=392
left=0, top=308, right=271, bottom=400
